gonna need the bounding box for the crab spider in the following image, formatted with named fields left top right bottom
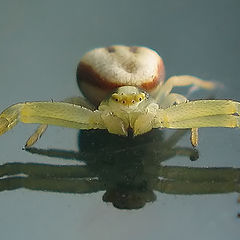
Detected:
left=0, top=45, right=239, bottom=147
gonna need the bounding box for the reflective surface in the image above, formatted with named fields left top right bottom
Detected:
left=0, top=0, right=240, bottom=240
left=1, top=129, right=240, bottom=209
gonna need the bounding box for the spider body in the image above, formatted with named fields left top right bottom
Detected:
left=0, top=45, right=239, bottom=147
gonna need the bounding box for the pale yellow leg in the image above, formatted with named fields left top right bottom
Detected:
left=155, top=100, right=239, bottom=130
left=153, top=75, right=216, bottom=102
left=25, top=124, right=48, bottom=148
left=159, top=93, right=199, bottom=146
left=190, top=128, right=199, bottom=147
left=164, top=115, right=239, bottom=129
left=0, top=104, right=22, bottom=135
left=25, top=96, right=95, bottom=147
left=0, top=101, right=105, bottom=139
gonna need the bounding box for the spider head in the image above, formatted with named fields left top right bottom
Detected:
left=109, top=86, right=147, bottom=109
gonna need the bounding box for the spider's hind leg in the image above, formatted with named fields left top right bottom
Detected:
left=153, top=75, right=216, bottom=103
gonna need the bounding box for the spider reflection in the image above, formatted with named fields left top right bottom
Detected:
left=0, top=129, right=239, bottom=210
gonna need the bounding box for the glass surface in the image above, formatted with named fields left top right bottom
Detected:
left=0, top=1, right=240, bottom=240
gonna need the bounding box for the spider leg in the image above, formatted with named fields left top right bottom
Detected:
left=25, top=96, right=95, bottom=147
left=154, top=100, right=239, bottom=145
left=25, top=124, right=48, bottom=148
left=153, top=75, right=216, bottom=102
left=0, top=101, right=105, bottom=141
left=190, top=128, right=198, bottom=147
left=158, top=93, right=199, bottom=147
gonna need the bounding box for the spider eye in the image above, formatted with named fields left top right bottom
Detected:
left=112, top=93, right=121, bottom=102
left=135, top=93, right=145, bottom=102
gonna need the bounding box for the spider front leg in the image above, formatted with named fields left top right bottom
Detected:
left=0, top=101, right=105, bottom=144
left=154, top=100, right=240, bottom=145
left=25, top=97, right=95, bottom=147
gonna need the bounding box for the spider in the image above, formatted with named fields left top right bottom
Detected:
left=0, top=45, right=239, bottom=147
